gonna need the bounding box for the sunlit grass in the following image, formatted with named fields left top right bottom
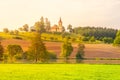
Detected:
left=0, top=64, right=119, bottom=80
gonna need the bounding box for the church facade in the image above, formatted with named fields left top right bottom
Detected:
left=50, top=18, right=64, bottom=32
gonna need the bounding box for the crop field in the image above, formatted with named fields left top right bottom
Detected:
left=0, top=64, right=119, bottom=80
left=1, top=39, right=120, bottom=58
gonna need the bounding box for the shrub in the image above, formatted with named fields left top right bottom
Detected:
left=102, top=37, right=113, bottom=44
left=82, top=37, right=89, bottom=41
left=7, top=44, right=23, bottom=62
left=12, top=36, right=22, bottom=40
left=89, top=36, right=96, bottom=42
left=47, top=51, right=57, bottom=59
left=76, top=43, right=85, bottom=63
left=14, top=54, right=22, bottom=60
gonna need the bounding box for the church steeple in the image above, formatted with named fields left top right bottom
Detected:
left=58, top=17, right=62, bottom=27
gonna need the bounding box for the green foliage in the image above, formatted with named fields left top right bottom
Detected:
left=113, top=30, right=120, bottom=46
left=74, top=27, right=117, bottom=40
left=14, top=54, right=22, bottom=60
left=7, top=44, right=23, bottom=62
left=29, top=32, right=49, bottom=62
left=76, top=43, right=85, bottom=60
left=12, top=36, right=22, bottom=40
left=0, top=42, right=4, bottom=60
left=113, top=36, right=120, bottom=46
left=102, top=37, right=113, bottom=44
left=23, top=24, right=29, bottom=32
left=82, top=37, right=90, bottom=41
left=116, top=30, right=120, bottom=37
left=89, top=36, right=96, bottom=42
left=3, top=54, right=8, bottom=63
left=34, top=16, right=46, bottom=33
left=47, top=51, right=57, bottom=59
left=67, top=24, right=73, bottom=33
left=61, top=38, right=73, bottom=59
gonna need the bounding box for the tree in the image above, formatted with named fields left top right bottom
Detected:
left=7, top=44, right=23, bottom=62
left=23, top=24, right=29, bottom=32
left=0, top=42, right=4, bottom=60
left=67, top=24, right=73, bottom=33
left=3, top=28, right=9, bottom=33
left=34, top=21, right=45, bottom=33
left=61, top=38, right=73, bottom=60
left=29, top=32, right=49, bottom=62
left=102, top=37, right=113, bottom=44
left=18, top=27, right=23, bottom=31
left=89, top=36, right=96, bottom=42
left=9, top=30, right=14, bottom=35
left=76, top=43, right=85, bottom=63
left=113, top=30, right=120, bottom=46
left=45, top=18, right=51, bottom=32
left=14, top=30, right=19, bottom=35
left=62, top=26, right=65, bottom=32
left=74, top=26, right=117, bottom=40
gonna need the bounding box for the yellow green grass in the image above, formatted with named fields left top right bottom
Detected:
left=0, top=64, right=119, bottom=80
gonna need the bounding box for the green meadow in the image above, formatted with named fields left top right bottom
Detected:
left=0, top=64, right=119, bottom=80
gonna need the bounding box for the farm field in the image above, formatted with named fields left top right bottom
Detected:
left=1, top=39, right=120, bottom=58
left=0, top=64, right=120, bottom=80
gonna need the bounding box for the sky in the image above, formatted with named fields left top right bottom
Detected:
left=0, top=0, right=120, bottom=31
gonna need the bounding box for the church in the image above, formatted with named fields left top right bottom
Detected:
left=50, top=18, right=64, bottom=32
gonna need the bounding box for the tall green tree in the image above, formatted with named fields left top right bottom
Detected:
left=7, top=44, right=23, bottom=62
left=67, top=24, right=73, bottom=33
left=23, top=24, right=29, bottom=32
left=61, top=38, right=73, bottom=60
left=76, top=43, right=85, bottom=62
left=29, top=32, right=48, bottom=62
left=34, top=17, right=46, bottom=33
left=0, top=42, right=4, bottom=60
left=114, top=30, right=120, bottom=46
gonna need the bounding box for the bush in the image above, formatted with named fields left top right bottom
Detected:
left=47, top=51, right=57, bottom=59
left=14, top=54, right=22, bottom=60
left=102, top=37, right=113, bottom=44
left=76, top=43, right=85, bottom=63
left=89, top=36, right=96, bottom=42
left=12, top=36, right=22, bottom=40
left=3, top=54, right=9, bottom=63
left=82, top=37, right=90, bottom=41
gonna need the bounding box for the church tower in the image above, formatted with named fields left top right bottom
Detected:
left=58, top=17, right=63, bottom=32
left=58, top=17, right=62, bottom=27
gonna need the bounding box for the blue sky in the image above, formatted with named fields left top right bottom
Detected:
left=0, top=0, right=120, bottom=30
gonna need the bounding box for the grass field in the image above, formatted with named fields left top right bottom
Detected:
left=0, top=64, right=120, bottom=80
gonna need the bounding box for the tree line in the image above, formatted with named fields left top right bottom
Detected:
left=73, top=26, right=117, bottom=39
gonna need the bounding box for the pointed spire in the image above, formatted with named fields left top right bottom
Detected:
left=59, top=17, right=62, bottom=23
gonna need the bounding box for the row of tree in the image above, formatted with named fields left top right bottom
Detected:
left=73, top=26, right=117, bottom=39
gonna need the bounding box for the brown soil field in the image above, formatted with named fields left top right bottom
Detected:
left=1, top=39, right=120, bottom=58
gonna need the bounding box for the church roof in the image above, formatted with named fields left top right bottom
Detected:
left=51, top=25, right=58, bottom=29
